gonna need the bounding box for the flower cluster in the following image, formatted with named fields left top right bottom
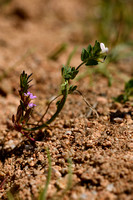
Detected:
left=81, top=40, right=108, bottom=66
left=24, top=91, right=37, bottom=108
left=12, top=72, right=37, bottom=133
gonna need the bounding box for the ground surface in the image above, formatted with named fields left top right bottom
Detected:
left=0, top=1, right=133, bottom=200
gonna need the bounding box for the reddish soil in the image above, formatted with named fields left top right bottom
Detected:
left=0, top=1, right=133, bottom=200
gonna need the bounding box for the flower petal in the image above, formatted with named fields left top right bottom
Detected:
left=28, top=103, right=36, bottom=108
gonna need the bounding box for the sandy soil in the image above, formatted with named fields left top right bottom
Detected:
left=0, top=0, right=133, bottom=199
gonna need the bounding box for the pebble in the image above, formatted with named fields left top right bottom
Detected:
left=52, top=167, right=61, bottom=178
left=113, top=117, right=123, bottom=123
left=97, top=96, right=107, bottom=104
left=5, top=139, right=16, bottom=149
left=65, top=130, right=72, bottom=135
left=71, top=192, right=78, bottom=200
left=79, top=193, right=88, bottom=200
left=85, top=140, right=94, bottom=148
left=106, top=183, right=114, bottom=192
left=126, top=142, right=133, bottom=150
left=81, top=172, right=90, bottom=181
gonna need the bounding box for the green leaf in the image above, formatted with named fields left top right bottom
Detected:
left=80, top=40, right=104, bottom=66
left=93, top=40, right=101, bottom=55
left=85, top=59, right=98, bottom=66
left=20, top=71, right=33, bottom=94
left=113, top=78, right=133, bottom=103
left=56, top=100, right=61, bottom=106
left=81, top=48, right=89, bottom=61
left=61, top=65, right=78, bottom=80
left=87, top=44, right=92, bottom=54
left=20, top=100, right=25, bottom=111
left=125, top=79, right=133, bottom=90
left=70, top=67, right=79, bottom=79
left=68, top=85, right=77, bottom=94
left=113, top=94, right=124, bottom=103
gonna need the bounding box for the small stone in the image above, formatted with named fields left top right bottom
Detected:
left=65, top=130, right=72, bottom=135
left=97, top=96, right=107, bottom=104
left=29, top=161, right=35, bottom=167
left=56, top=176, right=68, bottom=190
left=113, top=117, right=123, bottom=123
left=106, top=183, right=114, bottom=192
left=52, top=167, right=62, bottom=178
left=81, top=172, right=90, bottom=181
left=87, top=122, right=94, bottom=128
left=0, top=171, right=5, bottom=178
left=79, top=193, right=88, bottom=200
left=46, top=129, right=53, bottom=137
left=5, top=140, right=16, bottom=149
left=85, top=140, right=94, bottom=148
left=127, top=142, right=133, bottom=150
left=71, top=192, right=78, bottom=200
left=64, top=139, right=69, bottom=145
left=104, top=141, right=112, bottom=147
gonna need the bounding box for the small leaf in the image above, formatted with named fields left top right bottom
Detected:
left=81, top=48, right=89, bottom=61
left=20, top=71, right=33, bottom=94
left=85, top=59, right=98, bottom=66
left=87, top=44, right=92, bottom=54
left=27, top=73, right=33, bottom=80
left=62, top=65, right=78, bottom=80
left=125, top=79, right=133, bottom=90
left=20, top=100, right=25, bottom=111
left=70, top=67, right=78, bottom=79
left=12, top=115, right=15, bottom=123
left=24, top=108, right=32, bottom=123
left=56, top=100, right=61, bottom=109
left=68, top=85, right=77, bottom=94
left=16, top=105, right=23, bottom=122
left=93, top=40, right=101, bottom=55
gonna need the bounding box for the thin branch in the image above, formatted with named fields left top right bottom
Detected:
left=75, top=90, right=99, bottom=118
left=38, top=94, right=62, bottom=124
left=86, top=102, right=98, bottom=118
left=21, top=131, right=35, bottom=142
left=0, top=175, right=8, bottom=190
left=76, top=61, right=85, bottom=70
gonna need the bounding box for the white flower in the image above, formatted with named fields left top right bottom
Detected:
left=100, top=43, right=108, bottom=54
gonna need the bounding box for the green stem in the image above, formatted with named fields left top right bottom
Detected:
left=22, top=61, right=85, bottom=132
left=23, top=82, right=68, bottom=131
left=76, top=61, right=85, bottom=70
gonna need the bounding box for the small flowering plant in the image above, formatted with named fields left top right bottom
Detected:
left=13, top=41, right=108, bottom=141
left=12, top=71, right=37, bottom=140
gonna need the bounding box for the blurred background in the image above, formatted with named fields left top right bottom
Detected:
left=0, top=0, right=133, bottom=96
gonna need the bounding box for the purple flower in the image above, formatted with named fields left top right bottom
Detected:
left=28, top=103, right=36, bottom=108
left=24, top=91, right=37, bottom=99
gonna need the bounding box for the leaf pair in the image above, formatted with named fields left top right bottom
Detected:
left=61, top=65, right=78, bottom=81
left=81, top=40, right=101, bottom=66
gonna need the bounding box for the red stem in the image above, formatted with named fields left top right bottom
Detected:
left=21, top=131, right=35, bottom=142
left=0, top=176, right=8, bottom=190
